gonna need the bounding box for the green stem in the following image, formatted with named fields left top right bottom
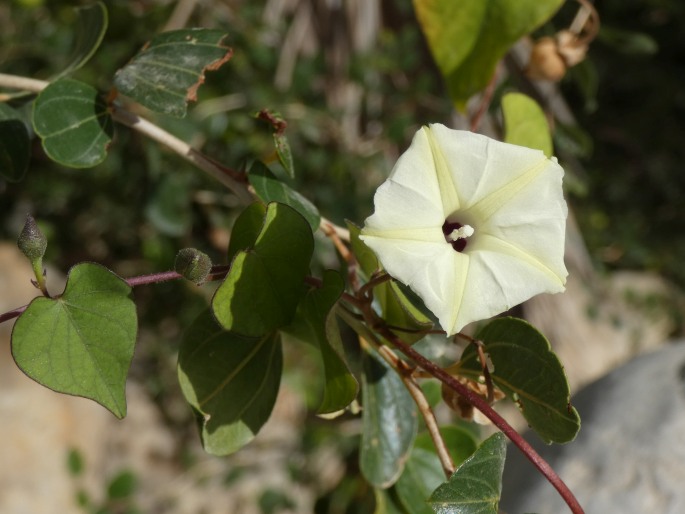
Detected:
left=31, top=257, right=50, bottom=297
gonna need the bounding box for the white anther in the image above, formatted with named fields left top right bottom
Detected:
left=447, top=224, right=474, bottom=242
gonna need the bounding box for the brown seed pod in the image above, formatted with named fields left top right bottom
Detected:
left=526, top=36, right=568, bottom=82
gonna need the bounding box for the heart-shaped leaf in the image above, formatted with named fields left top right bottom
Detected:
left=114, top=29, right=233, bottom=117
left=360, top=346, right=418, bottom=488
left=212, top=202, right=314, bottom=337
left=414, top=0, right=564, bottom=109
left=428, top=432, right=507, bottom=513
left=0, top=104, right=30, bottom=182
left=178, top=310, right=282, bottom=456
left=32, top=78, right=113, bottom=168
left=502, top=92, right=552, bottom=157
left=248, top=161, right=320, bottom=232
left=459, top=317, right=581, bottom=444
left=11, top=263, right=137, bottom=418
left=283, top=270, right=358, bottom=414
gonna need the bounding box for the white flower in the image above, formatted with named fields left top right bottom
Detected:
left=360, top=124, right=568, bottom=335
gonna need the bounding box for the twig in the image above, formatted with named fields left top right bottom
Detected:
left=375, top=343, right=455, bottom=477
left=0, top=72, right=353, bottom=239
left=469, top=65, right=500, bottom=132
left=569, top=0, right=600, bottom=46
left=162, top=0, right=199, bottom=32
left=358, top=271, right=392, bottom=298
left=0, top=72, right=46, bottom=97
left=111, top=107, right=253, bottom=202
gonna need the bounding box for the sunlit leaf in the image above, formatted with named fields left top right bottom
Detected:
left=178, top=310, right=282, bottom=456
left=283, top=270, right=358, bottom=413
left=360, top=347, right=418, bottom=488
left=227, top=202, right=267, bottom=263
left=460, top=317, right=581, bottom=444
left=414, top=0, right=564, bottom=109
left=32, top=78, right=113, bottom=168
left=0, top=104, right=30, bottom=182
left=212, top=202, right=314, bottom=337
left=114, top=29, right=233, bottom=117
left=428, top=432, right=507, bottom=513
left=502, top=92, right=553, bottom=157
left=248, top=161, right=320, bottom=232
left=11, top=263, right=137, bottom=418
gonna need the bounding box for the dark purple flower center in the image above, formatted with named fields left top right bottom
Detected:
left=442, top=220, right=468, bottom=252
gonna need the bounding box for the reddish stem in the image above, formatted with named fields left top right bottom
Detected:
left=0, top=305, right=27, bottom=324
left=470, top=66, right=500, bottom=132
left=377, top=325, right=584, bottom=514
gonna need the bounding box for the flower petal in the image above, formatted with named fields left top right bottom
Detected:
left=360, top=235, right=467, bottom=329
left=428, top=124, right=553, bottom=211
left=361, top=124, right=568, bottom=336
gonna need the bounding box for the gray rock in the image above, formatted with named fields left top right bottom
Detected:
left=501, top=341, right=685, bottom=514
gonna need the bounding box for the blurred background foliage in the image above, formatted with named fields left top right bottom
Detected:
left=2, top=0, right=685, bottom=511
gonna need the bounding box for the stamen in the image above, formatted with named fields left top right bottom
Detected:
left=446, top=225, right=474, bottom=242
left=442, top=220, right=474, bottom=253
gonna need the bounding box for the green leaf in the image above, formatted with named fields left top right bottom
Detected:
left=274, top=132, right=295, bottom=179
left=360, top=347, right=418, bottom=488
left=248, top=161, right=320, bottom=233
left=414, top=426, right=480, bottom=468
left=397, top=448, right=446, bottom=514
left=0, top=103, right=30, bottom=182
left=348, top=223, right=433, bottom=343
left=212, top=202, right=314, bottom=337
left=599, top=26, right=658, bottom=55
left=114, top=29, right=233, bottom=117
left=144, top=173, right=192, bottom=236
left=255, top=109, right=294, bottom=178
left=32, top=78, right=113, bottom=168
left=227, top=202, right=267, bottom=262
left=502, top=92, right=553, bottom=157
left=428, top=432, right=507, bottom=513
left=283, top=270, right=358, bottom=414
left=107, top=470, right=137, bottom=499
left=177, top=310, right=282, bottom=456
left=395, top=427, right=480, bottom=514
left=375, top=488, right=409, bottom=514
left=58, top=2, right=108, bottom=77
left=11, top=263, right=137, bottom=418
left=414, top=0, right=564, bottom=109
left=460, top=317, right=581, bottom=444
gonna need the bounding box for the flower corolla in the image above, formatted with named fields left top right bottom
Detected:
left=360, top=124, right=568, bottom=335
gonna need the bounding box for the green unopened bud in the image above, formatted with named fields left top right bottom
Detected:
left=17, top=215, right=47, bottom=261
left=175, top=248, right=212, bottom=285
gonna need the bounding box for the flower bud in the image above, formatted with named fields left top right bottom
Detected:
left=174, top=248, right=212, bottom=285
left=17, top=215, right=47, bottom=262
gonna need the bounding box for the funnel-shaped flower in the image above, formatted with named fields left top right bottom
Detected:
left=361, top=124, right=567, bottom=335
